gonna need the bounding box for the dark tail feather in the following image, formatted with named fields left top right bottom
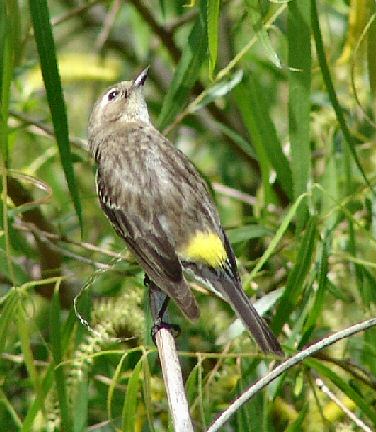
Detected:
left=219, top=278, right=283, bottom=355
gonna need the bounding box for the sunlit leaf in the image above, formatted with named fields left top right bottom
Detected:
left=207, top=0, right=220, bottom=79
left=122, top=356, right=143, bottom=432
left=288, top=0, right=311, bottom=229
left=29, top=0, right=83, bottom=233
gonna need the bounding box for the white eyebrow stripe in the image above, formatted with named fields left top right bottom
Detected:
left=99, top=88, right=117, bottom=110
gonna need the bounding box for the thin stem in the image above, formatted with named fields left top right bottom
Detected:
left=207, top=317, right=376, bottom=432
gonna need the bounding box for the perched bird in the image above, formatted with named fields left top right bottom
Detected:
left=88, top=68, right=282, bottom=354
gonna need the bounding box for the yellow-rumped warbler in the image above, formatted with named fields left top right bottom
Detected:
left=88, top=68, right=282, bottom=354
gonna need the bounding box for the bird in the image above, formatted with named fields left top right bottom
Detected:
left=88, top=67, right=282, bottom=354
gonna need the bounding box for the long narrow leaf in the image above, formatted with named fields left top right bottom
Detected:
left=368, top=1, right=376, bottom=96
left=158, top=9, right=207, bottom=130
left=233, top=81, right=274, bottom=204
left=28, top=0, right=82, bottom=232
left=49, top=285, right=72, bottom=432
left=21, top=363, right=55, bottom=432
left=122, top=356, right=143, bottom=432
left=246, top=74, right=293, bottom=199
left=311, top=0, right=373, bottom=194
left=288, top=0, right=311, bottom=229
left=247, top=192, right=309, bottom=283
left=273, top=217, right=317, bottom=334
left=207, top=0, right=220, bottom=79
left=0, top=290, right=18, bottom=355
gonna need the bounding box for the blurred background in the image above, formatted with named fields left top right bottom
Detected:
left=1, top=0, right=376, bottom=430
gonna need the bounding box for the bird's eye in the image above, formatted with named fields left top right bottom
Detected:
left=107, top=89, right=120, bottom=101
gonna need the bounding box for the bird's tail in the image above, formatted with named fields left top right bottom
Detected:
left=219, top=277, right=283, bottom=354
left=182, top=262, right=282, bottom=354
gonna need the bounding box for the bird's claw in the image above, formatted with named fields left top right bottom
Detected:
left=151, top=318, right=181, bottom=344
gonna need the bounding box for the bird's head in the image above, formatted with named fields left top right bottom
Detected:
left=88, top=67, right=150, bottom=142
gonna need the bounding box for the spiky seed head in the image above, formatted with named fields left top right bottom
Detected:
left=88, top=67, right=150, bottom=151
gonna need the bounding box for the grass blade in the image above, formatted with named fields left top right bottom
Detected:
left=0, top=290, right=19, bottom=355
left=246, top=0, right=281, bottom=68
left=288, top=0, right=311, bottom=229
left=49, top=283, right=72, bottom=432
left=158, top=9, right=207, bottom=130
left=28, top=0, right=83, bottom=232
left=273, top=217, right=317, bottom=335
left=368, top=1, right=376, bottom=96
left=122, top=356, right=143, bottom=432
left=207, top=0, right=220, bottom=79
left=21, top=363, right=55, bottom=432
left=246, top=192, right=309, bottom=284
left=233, top=81, right=274, bottom=204
left=311, top=0, right=373, bottom=194
left=243, top=74, right=293, bottom=200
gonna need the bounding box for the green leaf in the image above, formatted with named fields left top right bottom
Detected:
left=0, top=0, right=17, bottom=161
left=245, top=0, right=281, bottom=68
left=28, top=0, right=83, bottom=233
left=21, top=363, right=55, bottom=432
left=312, top=0, right=373, bottom=194
left=368, top=2, right=376, bottom=96
left=288, top=0, right=311, bottom=229
left=273, top=217, right=317, bottom=334
left=158, top=9, right=207, bottom=130
left=302, top=236, right=329, bottom=339
left=17, top=303, right=40, bottom=394
left=285, top=404, right=308, bottom=432
left=233, top=81, right=274, bottom=204
left=142, top=356, right=155, bottom=432
left=241, top=74, right=293, bottom=200
left=207, top=0, right=220, bottom=79
left=185, top=363, right=199, bottom=404
left=194, top=70, right=243, bottom=111
left=122, top=356, right=143, bottom=432
left=213, top=120, right=257, bottom=160
left=49, top=284, right=73, bottom=432
left=0, top=290, right=19, bottom=355
left=227, top=224, right=273, bottom=244
left=247, top=192, right=309, bottom=283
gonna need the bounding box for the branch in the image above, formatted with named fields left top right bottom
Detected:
left=148, top=283, right=194, bottom=431
left=315, top=377, right=372, bottom=432
left=207, top=317, right=376, bottom=432
left=155, top=329, right=194, bottom=432
left=9, top=110, right=87, bottom=151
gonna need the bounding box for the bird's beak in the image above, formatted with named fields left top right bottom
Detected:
left=133, top=66, right=150, bottom=88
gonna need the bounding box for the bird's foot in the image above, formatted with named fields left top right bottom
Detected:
left=144, top=273, right=151, bottom=287
left=151, top=318, right=181, bottom=344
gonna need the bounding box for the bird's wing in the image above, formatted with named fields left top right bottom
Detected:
left=96, top=165, right=199, bottom=321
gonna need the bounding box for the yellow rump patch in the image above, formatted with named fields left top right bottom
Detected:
left=181, top=231, right=227, bottom=267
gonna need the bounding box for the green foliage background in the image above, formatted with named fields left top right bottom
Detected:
left=1, top=0, right=376, bottom=430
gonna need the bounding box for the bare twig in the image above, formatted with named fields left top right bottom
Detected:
left=164, top=9, right=198, bottom=33
left=207, top=317, right=376, bottom=432
left=315, top=377, right=373, bottom=432
left=95, top=0, right=121, bottom=52
left=15, top=221, right=125, bottom=259
left=9, top=110, right=88, bottom=150
left=155, top=329, right=194, bottom=432
left=51, top=0, right=105, bottom=27
left=213, top=182, right=257, bottom=206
